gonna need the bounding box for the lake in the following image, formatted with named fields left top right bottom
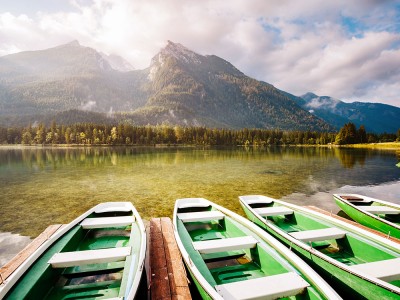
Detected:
left=1, top=146, right=400, bottom=266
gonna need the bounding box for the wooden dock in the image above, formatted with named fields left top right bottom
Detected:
left=148, top=218, right=191, bottom=300
left=0, top=224, right=64, bottom=285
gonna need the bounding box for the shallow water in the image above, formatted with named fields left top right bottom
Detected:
left=1, top=146, right=399, bottom=265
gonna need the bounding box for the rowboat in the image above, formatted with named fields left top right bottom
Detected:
left=239, top=195, right=400, bottom=299
left=173, top=198, right=341, bottom=300
left=0, top=202, right=146, bottom=300
left=334, top=194, right=400, bottom=239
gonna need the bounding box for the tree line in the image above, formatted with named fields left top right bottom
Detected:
left=0, top=121, right=398, bottom=146
left=335, top=123, right=399, bottom=145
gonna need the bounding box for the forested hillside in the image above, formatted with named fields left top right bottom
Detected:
left=0, top=41, right=331, bottom=131
left=294, top=93, right=400, bottom=133
left=0, top=41, right=398, bottom=133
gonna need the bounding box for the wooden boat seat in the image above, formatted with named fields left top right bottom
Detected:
left=339, top=195, right=372, bottom=203
left=215, top=271, right=310, bottom=299
left=177, top=211, right=225, bottom=223
left=177, top=198, right=211, bottom=209
left=340, top=195, right=365, bottom=201
left=361, top=206, right=400, bottom=215
left=350, top=258, right=400, bottom=282
left=240, top=195, right=273, bottom=205
left=80, top=216, right=135, bottom=229
left=94, top=202, right=132, bottom=213
left=48, top=246, right=131, bottom=268
left=289, top=228, right=346, bottom=242
left=254, top=206, right=294, bottom=217
left=193, top=236, right=258, bottom=254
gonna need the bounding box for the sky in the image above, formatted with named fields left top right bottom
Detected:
left=0, top=0, right=399, bottom=107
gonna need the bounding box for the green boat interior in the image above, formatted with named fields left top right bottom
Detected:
left=246, top=200, right=400, bottom=288
left=177, top=204, right=327, bottom=300
left=341, top=196, right=400, bottom=224
left=5, top=210, right=138, bottom=300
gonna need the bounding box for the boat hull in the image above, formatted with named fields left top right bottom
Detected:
left=240, top=196, right=400, bottom=300
left=334, top=194, right=400, bottom=239
left=0, top=202, right=146, bottom=300
left=174, top=197, right=341, bottom=300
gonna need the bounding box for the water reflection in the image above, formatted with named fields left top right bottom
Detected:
left=0, top=146, right=399, bottom=238
left=334, top=148, right=367, bottom=168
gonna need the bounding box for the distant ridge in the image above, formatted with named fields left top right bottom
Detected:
left=294, top=93, right=400, bottom=133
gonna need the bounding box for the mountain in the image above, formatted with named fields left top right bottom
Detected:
left=0, top=40, right=149, bottom=117
left=4, top=40, right=397, bottom=132
left=127, top=41, right=331, bottom=130
left=295, top=93, right=400, bottom=133
left=0, top=40, right=331, bottom=130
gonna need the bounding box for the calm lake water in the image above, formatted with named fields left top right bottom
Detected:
left=1, top=146, right=400, bottom=266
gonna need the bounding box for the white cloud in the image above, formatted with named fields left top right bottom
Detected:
left=80, top=100, right=97, bottom=111
left=0, top=0, right=399, bottom=107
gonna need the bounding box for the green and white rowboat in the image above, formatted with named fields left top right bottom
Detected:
left=174, top=198, right=341, bottom=300
left=239, top=195, right=400, bottom=299
left=0, top=202, right=146, bottom=300
left=334, top=194, right=400, bottom=239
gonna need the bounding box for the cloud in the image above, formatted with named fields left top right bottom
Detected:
left=0, top=0, right=399, bottom=106
left=306, top=97, right=340, bottom=110
left=80, top=100, right=97, bottom=111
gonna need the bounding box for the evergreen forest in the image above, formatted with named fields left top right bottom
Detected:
left=0, top=122, right=398, bottom=146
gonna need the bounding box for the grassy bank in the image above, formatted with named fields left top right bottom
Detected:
left=338, top=142, right=400, bottom=150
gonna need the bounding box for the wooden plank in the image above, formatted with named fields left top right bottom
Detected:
left=306, top=206, right=400, bottom=244
left=193, top=236, right=258, bottom=254
left=150, top=218, right=191, bottom=300
left=160, top=217, right=176, bottom=245
left=289, top=228, right=346, bottom=242
left=177, top=211, right=224, bottom=223
left=350, top=257, right=400, bottom=282
left=80, top=216, right=135, bottom=229
left=161, top=218, right=191, bottom=300
left=216, top=272, right=309, bottom=300
left=0, top=224, right=64, bottom=281
left=150, top=218, right=171, bottom=300
left=145, top=219, right=151, bottom=300
left=48, top=246, right=131, bottom=268
left=254, top=206, right=294, bottom=217
left=361, top=206, right=400, bottom=215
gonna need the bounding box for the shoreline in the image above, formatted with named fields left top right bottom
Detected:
left=335, top=142, right=400, bottom=150
left=0, top=142, right=399, bottom=150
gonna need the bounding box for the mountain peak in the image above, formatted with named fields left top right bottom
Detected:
left=165, top=40, right=190, bottom=53
left=155, top=40, right=203, bottom=65
left=58, top=40, right=81, bottom=48
left=300, top=92, right=319, bottom=100
left=68, top=40, right=80, bottom=46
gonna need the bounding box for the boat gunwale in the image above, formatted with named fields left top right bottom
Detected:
left=333, top=193, right=400, bottom=231
left=238, top=195, right=400, bottom=295
left=173, top=197, right=342, bottom=300
left=0, top=201, right=146, bottom=300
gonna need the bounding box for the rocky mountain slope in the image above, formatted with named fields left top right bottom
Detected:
left=0, top=40, right=396, bottom=132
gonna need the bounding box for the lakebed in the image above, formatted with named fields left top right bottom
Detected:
left=1, top=145, right=399, bottom=266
